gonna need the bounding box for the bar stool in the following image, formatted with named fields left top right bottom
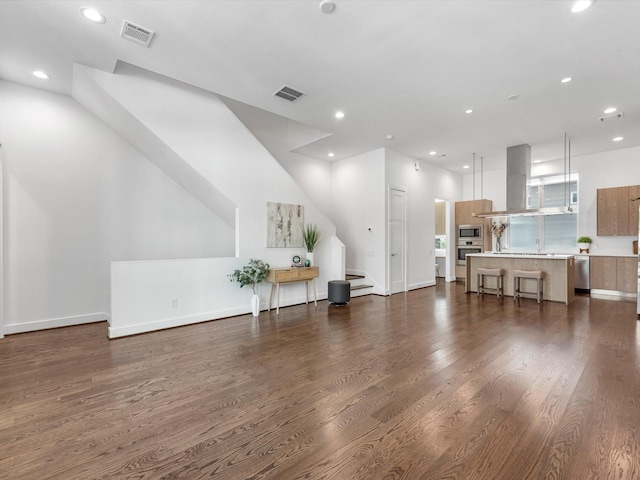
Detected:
left=476, top=268, right=504, bottom=299
left=513, top=269, right=544, bottom=303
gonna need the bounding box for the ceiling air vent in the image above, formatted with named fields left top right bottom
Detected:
left=273, top=85, right=305, bottom=102
left=120, top=20, right=155, bottom=47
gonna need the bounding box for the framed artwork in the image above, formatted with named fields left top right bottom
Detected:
left=267, top=202, right=304, bottom=248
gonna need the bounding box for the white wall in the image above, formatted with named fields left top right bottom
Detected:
left=275, top=154, right=333, bottom=217
left=463, top=145, right=640, bottom=255
left=330, top=148, right=463, bottom=294
left=0, top=80, right=237, bottom=334
left=331, top=149, right=386, bottom=293
left=385, top=150, right=463, bottom=289
left=77, top=65, right=337, bottom=337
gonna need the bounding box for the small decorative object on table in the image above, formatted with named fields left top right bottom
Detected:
left=490, top=221, right=508, bottom=253
left=228, top=258, right=270, bottom=317
left=301, top=223, right=322, bottom=266
left=577, top=236, right=592, bottom=254
left=291, top=255, right=302, bottom=267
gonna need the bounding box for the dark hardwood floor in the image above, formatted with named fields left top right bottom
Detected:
left=1, top=282, right=639, bottom=479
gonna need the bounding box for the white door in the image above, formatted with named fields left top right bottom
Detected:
left=389, top=187, right=406, bottom=294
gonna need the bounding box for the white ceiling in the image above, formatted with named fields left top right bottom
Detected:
left=1, top=0, right=638, bottom=173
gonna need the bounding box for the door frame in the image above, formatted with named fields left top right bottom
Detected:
left=0, top=145, right=4, bottom=338
left=387, top=185, right=407, bottom=294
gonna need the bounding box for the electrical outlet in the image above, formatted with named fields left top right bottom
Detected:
left=170, top=298, right=178, bottom=308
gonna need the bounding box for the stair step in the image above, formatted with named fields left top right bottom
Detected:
left=346, top=274, right=365, bottom=280
left=351, top=284, right=373, bottom=291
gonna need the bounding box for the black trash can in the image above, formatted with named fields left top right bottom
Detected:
left=328, top=280, right=350, bottom=305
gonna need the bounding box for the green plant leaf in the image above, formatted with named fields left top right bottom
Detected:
left=228, top=258, right=270, bottom=294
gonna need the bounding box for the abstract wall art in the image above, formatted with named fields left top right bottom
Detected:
left=267, top=202, right=304, bottom=248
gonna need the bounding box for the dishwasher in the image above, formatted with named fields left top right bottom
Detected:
left=575, top=255, right=590, bottom=291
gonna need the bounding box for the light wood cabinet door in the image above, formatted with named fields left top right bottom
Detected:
left=591, top=256, right=637, bottom=293
left=597, top=185, right=640, bottom=236
left=435, top=202, right=446, bottom=235
left=616, top=257, right=638, bottom=293
left=590, top=256, right=617, bottom=290
left=597, top=187, right=624, bottom=236
left=629, top=185, right=640, bottom=236
left=455, top=199, right=492, bottom=226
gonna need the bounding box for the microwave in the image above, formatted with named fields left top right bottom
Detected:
left=458, top=224, right=483, bottom=242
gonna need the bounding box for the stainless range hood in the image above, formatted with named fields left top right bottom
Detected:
left=473, top=143, right=573, bottom=218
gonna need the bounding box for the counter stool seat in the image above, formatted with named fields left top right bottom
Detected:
left=513, top=269, right=544, bottom=303
left=477, top=268, right=504, bottom=299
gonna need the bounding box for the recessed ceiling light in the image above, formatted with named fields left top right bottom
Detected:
left=533, top=159, right=542, bottom=164
left=335, top=111, right=344, bottom=119
left=429, top=151, right=437, bottom=156
left=319, top=0, right=336, bottom=13
left=32, top=70, right=50, bottom=79
left=561, top=77, right=572, bottom=83
left=613, top=136, right=623, bottom=142
left=80, top=7, right=106, bottom=23
left=604, top=107, right=617, bottom=114
left=465, top=109, right=473, bottom=114
left=463, top=165, right=470, bottom=169
left=570, top=0, right=595, bottom=13
left=386, top=134, right=394, bottom=140
left=507, top=94, right=520, bottom=101
left=328, top=152, right=335, bottom=157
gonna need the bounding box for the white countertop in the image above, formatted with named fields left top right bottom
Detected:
left=468, top=253, right=574, bottom=259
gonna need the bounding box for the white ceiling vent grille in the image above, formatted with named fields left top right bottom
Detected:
left=120, top=20, right=155, bottom=47
left=273, top=85, right=305, bottom=102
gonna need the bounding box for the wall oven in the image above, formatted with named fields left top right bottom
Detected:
left=456, top=244, right=482, bottom=266
left=458, top=224, right=483, bottom=242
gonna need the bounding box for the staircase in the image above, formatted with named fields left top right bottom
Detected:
left=346, top=274, right=374, bottom=297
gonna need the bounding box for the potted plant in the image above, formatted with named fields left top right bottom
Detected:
left=577, top=236, right=592, bottom=253
left=229, top=258, right=270, bottom=317
left=301, top=223, right=321, bottom=266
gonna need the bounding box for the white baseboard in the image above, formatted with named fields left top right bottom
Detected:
left=108, top=293, right=329, bottom=339
left=4, top=312, right=108, bottom=335
left=408, top=281, right=434, bottom=290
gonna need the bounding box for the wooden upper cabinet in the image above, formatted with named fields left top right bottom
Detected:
left=597, top=185, right=640, bottom=236
left=628, top=185, right=640, bottom=236
left=455, top=199, right=492, bottom=226
left=435, top=202, right=446, bottom=235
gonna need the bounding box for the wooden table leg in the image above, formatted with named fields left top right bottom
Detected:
left=268, top=283, right=274, bottom=311
left=276, top=283, right=280, bottom=314
left=305, top=281, right=309, bottom=304
left=312, top=278, right=317, bottom=306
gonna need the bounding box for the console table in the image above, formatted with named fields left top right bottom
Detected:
left=266, top=267, right=319, bottom=314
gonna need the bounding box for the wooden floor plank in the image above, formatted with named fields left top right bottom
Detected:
left=1, top=283, right=639, bottom=479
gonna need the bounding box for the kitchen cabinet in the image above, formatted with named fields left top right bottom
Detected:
left=454, top=199, right=492, bottom=280
left=465, top=253, right=575, bottom=304
left=597, top=185, right=640, bottom=236
left=628, top=185, right=640, bottom=236
left=455, top=199, right=491, bottom=226
left=590, top=255, right=637, bottom=294
left=435, top=202, right=446, bottom=235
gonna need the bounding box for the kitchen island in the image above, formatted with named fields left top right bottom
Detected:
left=465, top=253, right=576, bottom=304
